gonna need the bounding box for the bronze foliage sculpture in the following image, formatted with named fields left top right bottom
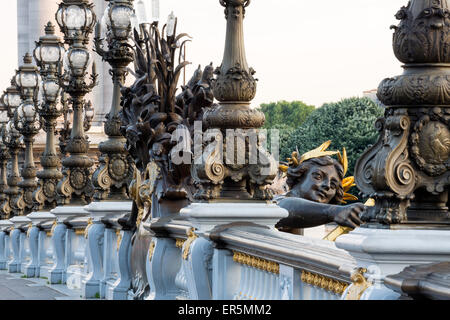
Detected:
left=119, top=21, right=215, bottom=298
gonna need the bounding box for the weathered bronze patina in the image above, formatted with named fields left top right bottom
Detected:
left=92, top=0, right=136, bottom=201
left=32, top=22, right=65, bottom=212
left=355, top=0, right=450, bottom=225
left=276, top=143, right=365, bottom=231
left=191, top=0, right=277, bottom=201
left=55, top=0, right=98, bottom=206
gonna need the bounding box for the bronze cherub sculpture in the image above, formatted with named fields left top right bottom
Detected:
left=275, top=141, right=365, bottom=232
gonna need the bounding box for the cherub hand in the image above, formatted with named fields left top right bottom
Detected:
left=331, top=203, right=365, bottom=228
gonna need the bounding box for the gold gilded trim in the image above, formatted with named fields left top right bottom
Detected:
left=345, top=268, right=371, bottom=300
left=116, top=229, right=122, bottom=251
left=74, top=229, right=86, bottom=236
left=47, top=221, right=57, bottom=237
left=232, top=251, right=280, bottom=274
left=148, top=241, right=156, bottom=262
left=182, top=228, right=198, bottom=260
left=26, top=223, right=33, bottom=238
left=175, top=239, right=185, bottom=249
left=301, top=270, right=349, bottom=295
left=84, top=218, right=93, bottom=239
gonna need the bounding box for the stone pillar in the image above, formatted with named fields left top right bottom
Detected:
left=24, top=211, right=56, bottom=277
left=49, top=205, right=88, bottom=284
left=7, top=215, right=31, bottom=273
left=82, top=201, right=132, bottom=299
left=0, top=220, right=13, bottom=269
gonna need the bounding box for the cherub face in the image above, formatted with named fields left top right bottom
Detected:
left=291, top=164, right=340, bottom=204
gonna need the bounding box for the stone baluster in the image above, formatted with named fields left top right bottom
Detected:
left=106, top=221, right=133, bottom=300
left=0, top=220, right=13, bottom=269
left=25, top=211, right=56, bottom=278
left=83, top=201, right=132, bottom=299
left=49, top=206, right=88, bottom=284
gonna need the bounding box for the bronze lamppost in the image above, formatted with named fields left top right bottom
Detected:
left=192, top=0, right=277, bottom=200
left=355, top=0, right=450, bottom=225
left=1, top=80, right=23, bottom=218
left=0, top=96, right=10, bottom=218
left=55, top=0, right=97, bottom=206
left=92, top=0, right=136, bottom=201
left=13, top=54, right=41, bottom=216
left=32, top=22, right=66, bottom=211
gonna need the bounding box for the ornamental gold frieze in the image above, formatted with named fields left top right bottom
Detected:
left=300, top=270, right=349, bottom=296
left=232, top=251, right=280, bottom=274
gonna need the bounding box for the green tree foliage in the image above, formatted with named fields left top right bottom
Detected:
left=260, top=100, right=315, bottom=129
left=283, top=97, right=384, bottom=176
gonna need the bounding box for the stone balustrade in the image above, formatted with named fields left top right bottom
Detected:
left=142, top=202, right=356, bottom=300
left=0, top=201, right=132, bottom=300
left=0, top=201, right=449, bottom=300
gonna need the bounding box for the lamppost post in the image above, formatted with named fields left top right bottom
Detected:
left=92, top=0, right=136, bottom=201
left=0, top=96, right=11, bottom=218
left=32, top=22, right=66, bottom=211
left=55, top=0, right=98, bottom=206
left=13, top=53, right=41, bottom=216
left=1, top=80, right=23, bottom=218
left=355, top=0, right=450, bottom=225
left=192, top=0, right=277, bottom=200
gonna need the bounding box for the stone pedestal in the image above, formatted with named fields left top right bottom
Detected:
left=82, top=201, right=132, bottom=299
left=335, top=227, right=450, bottom=300
left=181, top=202, right=288, bottom=233
left=7, top=216, right=31, bottom=273
left=0, top=220, right=13, bottom=270
left=49, top=205, right=88, bottom=284
left=172, top=202, right=288, bottom=299
left=24, top=211, right=55, bottom=277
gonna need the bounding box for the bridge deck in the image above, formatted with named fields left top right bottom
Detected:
left=0, top=270, right=82, bottom=300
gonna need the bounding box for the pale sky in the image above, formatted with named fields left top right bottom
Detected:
left=0, top=0, right=406, bottom=108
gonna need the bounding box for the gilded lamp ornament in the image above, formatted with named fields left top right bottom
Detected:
left=355, top=0, right=450, bottom=225
left=92, top=0, right=137, bottom=201
left=55, top=0, right=98, bottom=206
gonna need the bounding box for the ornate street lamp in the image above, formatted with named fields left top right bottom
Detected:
left=355, top=0, right=450, bottom=224
left=192, top=0, right=277, bottom=200
left=55, top=0, right=98, bottom=206
left=0, top=96, right=10, bottom=218
left=92, top=0, right=136, bottom=200
left=56, top=0, right=96, bottom=45
left=1, top=80, right=23, bottom=218
left=13, top=53, right=42, bottom=215
left=32, top=22, right=66, bottom=211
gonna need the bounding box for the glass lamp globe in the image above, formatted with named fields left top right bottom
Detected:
left=85, top=106, right=94, bottom=120
left=105, top=3, right=136, bottom=39
left=23, top=103, right=36, bottom=120
left=3, top=91, right=21, bottom=110
left=41, top=79, right=61, bottom=103
left=63, top=46, right=91, bottom=76
left=34, top=22, right=65, bottom=71
left=15, top=54, right=41, bottom=96
left=56, top=3, right=95, bottom=40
